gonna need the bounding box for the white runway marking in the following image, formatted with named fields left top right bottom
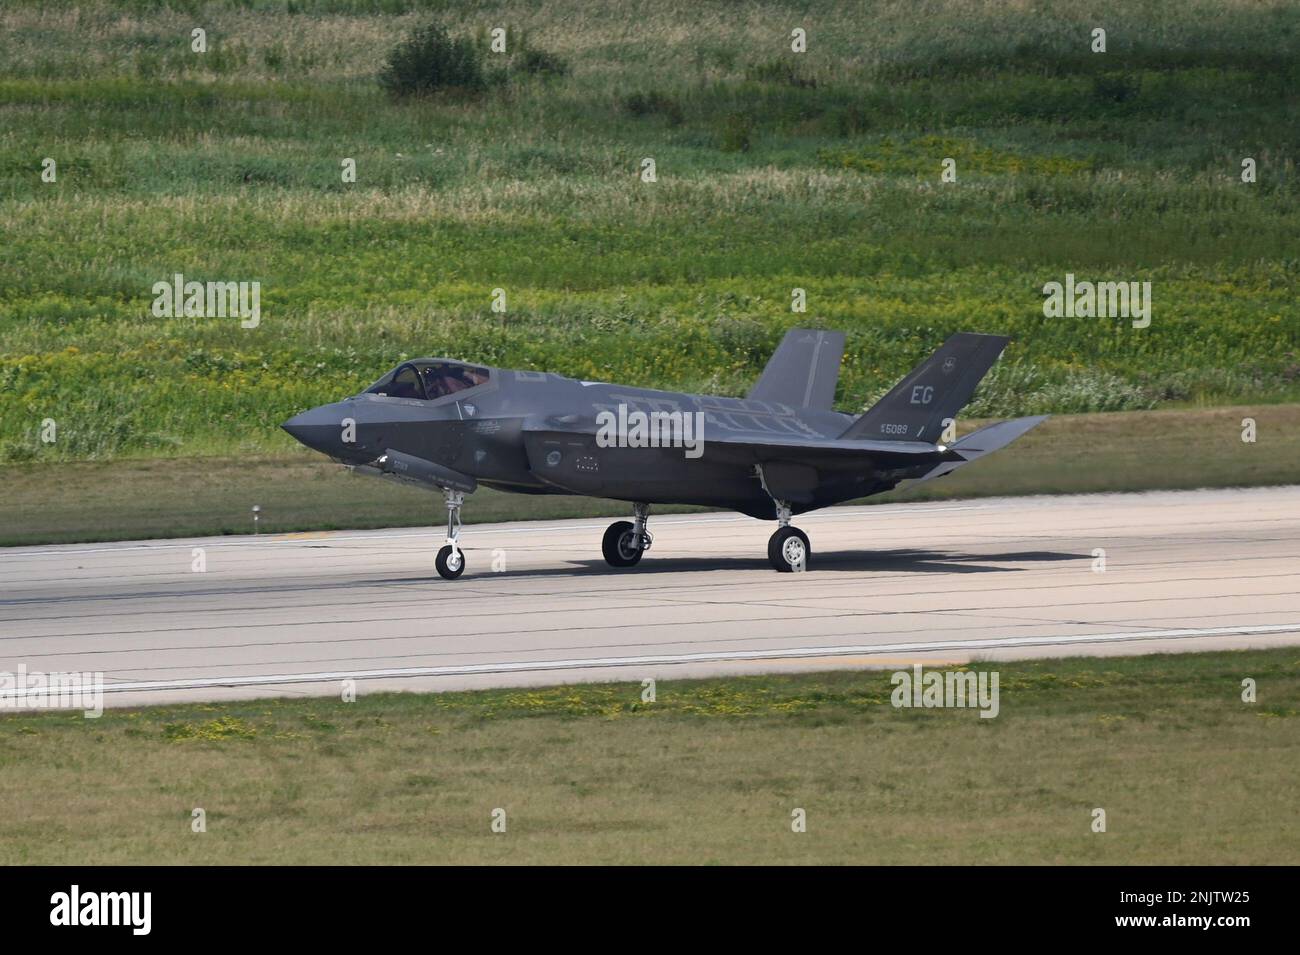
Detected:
left=4, top=621, right=1290, bottom=698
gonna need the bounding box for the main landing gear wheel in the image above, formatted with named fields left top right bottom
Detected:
left=602, top=503, right=652, bottom=568
left=768, top=526, right=810, bottom=573
left=435, top=544, right=465, bottom=580
left=602, top=521, right=644, bottom=567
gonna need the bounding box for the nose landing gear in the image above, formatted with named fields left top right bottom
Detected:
left=435, top=488, right=466, bottom=580
left=602, top=503, right=652, bottom=568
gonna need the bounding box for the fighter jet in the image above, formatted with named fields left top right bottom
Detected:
left=282, top=330, right=1045, bottom=578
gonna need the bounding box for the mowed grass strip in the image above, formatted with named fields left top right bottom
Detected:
left=0, top=403, right=1294, bottom=546
left=0, top=648, right=1295, bottom=864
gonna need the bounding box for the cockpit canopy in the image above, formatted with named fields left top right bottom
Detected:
left=364, top=360, right=491, bottom=401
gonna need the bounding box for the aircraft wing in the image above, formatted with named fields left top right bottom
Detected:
left=703, top=414, right=1049, bottom=471
left=523, top=418, right=960, bottom=471
left=521, top=418, right=1038, bottom=506
left=688, top=432, right=959, bottom=504
left=699, top=432, right=960, bottom=470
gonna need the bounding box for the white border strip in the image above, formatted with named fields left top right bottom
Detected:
left=6, top=622, right=1295, bottom=697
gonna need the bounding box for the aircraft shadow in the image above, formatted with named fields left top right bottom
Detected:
left=398, top=548, right=1085, bottom=581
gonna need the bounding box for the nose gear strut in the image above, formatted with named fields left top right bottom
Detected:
left=435, top=488, right=467, bottom=579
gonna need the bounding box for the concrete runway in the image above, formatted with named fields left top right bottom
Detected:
left=1, top=485, right=1298, bottom=709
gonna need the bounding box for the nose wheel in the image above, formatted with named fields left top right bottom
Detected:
left=435, top=543, right=465, bottom=579
left=435, top=489, right=467, bottom=580
left=603, top=503, right=652, bottom=568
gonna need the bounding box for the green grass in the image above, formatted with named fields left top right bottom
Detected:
left=2, top=403, right=1294, bottom=546
left=1, top=647, right=1296, bottom=864
left=1, top=1, right=1298, bottom=463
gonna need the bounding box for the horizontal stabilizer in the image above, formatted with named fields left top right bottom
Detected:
left=951, top=415, right=1049, bottom=461
left=901, top=415, right=1048, bottom=490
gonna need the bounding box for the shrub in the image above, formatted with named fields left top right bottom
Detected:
left=515, top=46, right=569, bottom=77
left=622, top=89, right=684, bottom=125
left=1, top=441, right=38, bottom=464
left=1091, top=72, right=1141, bottom=104
left=745, top=58, right=817, bottom=88
left=378, top=23, right=485, bottom=98
left=719, top=113, right=753, bottom=152
left=828, top=105, right=870, bottom=137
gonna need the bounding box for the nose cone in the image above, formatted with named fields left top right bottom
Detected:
left=282, top=403, right=356, bottom=459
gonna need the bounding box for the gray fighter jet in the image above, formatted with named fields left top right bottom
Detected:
left=282, top=330, right=1045, bottom=578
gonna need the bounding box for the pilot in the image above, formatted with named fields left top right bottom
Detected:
left=442, top=368, right=474, bottom=393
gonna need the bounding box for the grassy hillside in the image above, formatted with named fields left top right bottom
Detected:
left=1, top=0, right=1298, bottom=464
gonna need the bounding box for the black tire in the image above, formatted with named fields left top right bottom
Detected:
left=768, top=526, right=810, bottom=572
left=602, top=520, right=644, bottom=568
left=435, top=544, right=466, bottom=580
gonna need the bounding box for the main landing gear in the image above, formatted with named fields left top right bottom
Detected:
left=755, top=465, right=810, bottom=572
left=765, top=500, right=810, bottom=573
left=602, top=502, right=652, bottom=568
left=435, top=488, right=466, bottom=580
left=764, top=504, right=806, bottom=571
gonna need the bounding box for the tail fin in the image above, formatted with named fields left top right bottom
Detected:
left=840, top=333, right=1010, bottom=442
left=747, top=328, right=846, bottom=410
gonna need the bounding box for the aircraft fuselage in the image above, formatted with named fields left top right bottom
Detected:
left=282, top=364, right=901, bottom=518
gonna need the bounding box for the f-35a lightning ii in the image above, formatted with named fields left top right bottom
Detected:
left=282, top=330, right=1045, bottom=579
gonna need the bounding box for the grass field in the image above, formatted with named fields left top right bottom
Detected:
left=1, top=0, right=1298, bottom=466
left=3, top=402, right=1296, bottom=546
left=0, top=648, right=1295, bottom=864
left=4, top=5, right=1295, bottom=870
